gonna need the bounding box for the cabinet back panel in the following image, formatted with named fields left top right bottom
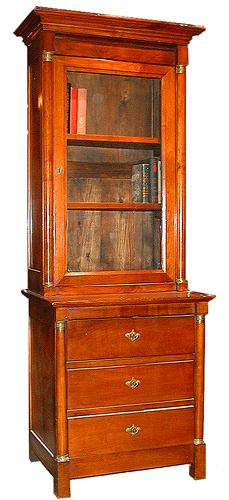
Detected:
left=67, top=72, right=160, bottom=137
left=67, top=210, right=161, bottom=272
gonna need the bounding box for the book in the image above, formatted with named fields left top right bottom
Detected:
left=68, top=86, right=87, bottom=134
left=131, top=158, right=161, bottom=203
left=142, top=162, right=151, bottom=202
left=132, top=163, right=142, bottom=202
left=149, top=158, right=162, bottom=204
left=70, top=86, right=78, bottom=134
left=150, top=159, right=158, bottom=203
left=67, top=82, right=71, bottom=132
left=157, top=160, right=162, bottom=204
left=77, top=88, right=87, bottom=134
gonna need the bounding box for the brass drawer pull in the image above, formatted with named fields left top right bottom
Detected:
left=126, top=424, right=141, bottom=436
left=125, top=377, right=140, bottom=389
left=125, top=329, right=141, bottom=342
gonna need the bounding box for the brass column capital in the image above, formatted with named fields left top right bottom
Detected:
left=176, top=64, right=186, bottom=74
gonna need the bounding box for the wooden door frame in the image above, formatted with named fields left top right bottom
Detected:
left=52, top=56, right=177, bottom=290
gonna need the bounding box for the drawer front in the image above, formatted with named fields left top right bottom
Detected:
left=67, top=360, right=194, bottom=410
left=67, top=316, right=195, bottom=361
left=68, top=406, right=194, bottom=457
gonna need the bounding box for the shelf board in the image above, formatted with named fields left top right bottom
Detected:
left=67, top=202, right=162, bottom=211
left=67, top=134, right=160, bottom=148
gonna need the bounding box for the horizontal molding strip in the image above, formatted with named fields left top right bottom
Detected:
left=68, top=404, right=194, bottom=419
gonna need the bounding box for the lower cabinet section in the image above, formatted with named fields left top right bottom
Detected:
left=26, top=293, right=212, bottom=497
left=68, top=406, right=194, bottom=458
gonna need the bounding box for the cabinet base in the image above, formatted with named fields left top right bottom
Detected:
left=69, top=444, right=193, bottom=479
left=29, top=431, right=198, bottom=498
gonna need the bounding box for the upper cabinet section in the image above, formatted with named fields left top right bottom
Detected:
left=14, top=7, right=205, bottom=295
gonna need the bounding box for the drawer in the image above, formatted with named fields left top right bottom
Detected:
left=67, top=316, right=195, bottom=361
left=67, top=360, right=194, bottom=410
left=68, top=406, right=194, bottom=457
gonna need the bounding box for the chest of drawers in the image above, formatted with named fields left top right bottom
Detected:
left=26, top=290, right=214, bottom=498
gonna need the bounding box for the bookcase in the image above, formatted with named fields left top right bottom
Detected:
left=14, top=7, right=215, bottom=498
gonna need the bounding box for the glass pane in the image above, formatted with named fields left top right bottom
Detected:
left=67, top=146, right=162, bottom=204
left=67, top=72, right=161, bottom=137
left=67, top=210, right=162, bottom=272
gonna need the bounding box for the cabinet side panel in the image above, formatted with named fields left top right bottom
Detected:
left=28, top=55, right=42, bottom=275
left=30, top=317, right=55, bottom=453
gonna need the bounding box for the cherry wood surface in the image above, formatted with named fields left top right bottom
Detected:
left=69, top=444, right=194, bottom=479
left=67, top=135, right=161, bottom=145
left=56, top=37, right=177, bottom=66
left=14, top=7, right=205, bottom=46
left=23, top=288, right=215, bottom=304
left=67, top=360, right=194, bottom=411
left=30, top=317, right=55, bottom=453
left=67, top=315, right=195, bottom=360
left=15, top=7, right=213, bottom=498
left=189, top=442, right=206, bottom=480
left=67, top=202, right=161, bottom=210
left=68, top=406, right=194, bottom=457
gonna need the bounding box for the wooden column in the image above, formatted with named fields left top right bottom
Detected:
left=42, top=32, right=55, bottom=289
left=190, top=313, right=206, bottom=479
left=54, top=320, right=70, bottom=498
left=176, top=46, right=188, bottom=291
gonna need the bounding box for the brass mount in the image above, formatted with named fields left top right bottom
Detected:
left=55, top=320, right=66, bottom=333
left=194, top=438, right=204, bottom=445
left=176, top=64, right=186, bottom=74
left=196, top=314, right=205, bottom=325
left=55, top=454, right=70, bottom=463
left=42, top=50, right=55, bottom=62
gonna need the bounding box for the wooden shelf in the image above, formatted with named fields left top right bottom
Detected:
left=67, top=134, right=160, bottom=148
left=67, top=202, right=162, bottom=211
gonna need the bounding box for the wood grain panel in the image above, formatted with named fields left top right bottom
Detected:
left=67, top=210, right=157, bottom=272
left=68, top=406, right=194, bottom=457
left=67, top=315, right=195, bottom=360
left=30, top=317, right=55, bottom=452
left=59, top=303, right=194, bottom=320
left=69, top=444, right=193, bottom=478
left=55, top=38, right=176, bottom=66
left=28, top=58, right=42, bottom=272
left=67, top=72, right=157, bottom=137
left=67, top=361, right=194, bottom=410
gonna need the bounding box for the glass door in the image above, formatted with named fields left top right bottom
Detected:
left=53, top=58, right=176, bottom=287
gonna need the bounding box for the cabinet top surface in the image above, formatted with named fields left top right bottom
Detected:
left=22, top=289, right=215, bottom=307
left=14, top=6, right=205, bottom=46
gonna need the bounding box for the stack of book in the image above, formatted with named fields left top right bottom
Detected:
left=67, top=83, right=87, bottom=134
left=132, top=158, right=162, bottom=203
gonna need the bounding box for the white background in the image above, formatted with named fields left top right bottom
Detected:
left=0, top=0, right=228, bottom=499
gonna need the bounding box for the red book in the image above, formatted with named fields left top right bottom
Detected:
left=77, top=88, right=87, bottom=134
left=70, top=87, right=78, bottom=134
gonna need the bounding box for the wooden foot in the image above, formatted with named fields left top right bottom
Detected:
left=29, top=442, right=39, bottom=462
left=189, top=442, right=206, bottom=480
left=54, top=463, right=71, bottom=498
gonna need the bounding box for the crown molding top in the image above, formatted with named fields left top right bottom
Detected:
left=14, top=6, right=205, bottom=46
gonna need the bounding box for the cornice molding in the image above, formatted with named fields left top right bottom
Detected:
left=14, top=7, right=205, bottom=46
